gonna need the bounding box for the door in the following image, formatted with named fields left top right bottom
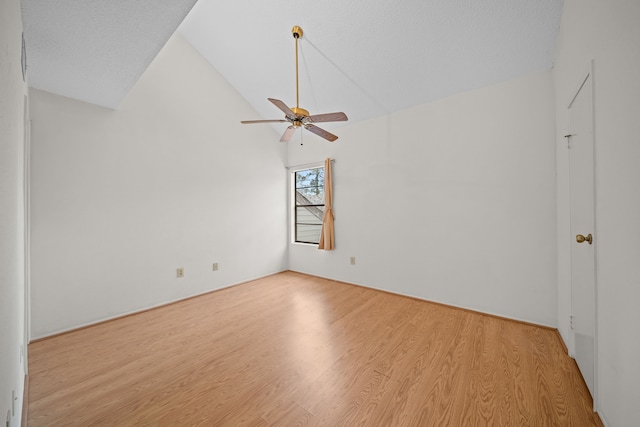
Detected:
left=568, top=68, right=596, bottom=401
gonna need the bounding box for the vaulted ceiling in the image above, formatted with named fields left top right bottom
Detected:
left=21, top=0, right=199, bottom=108
left=22, top=0, right=564, bottom=126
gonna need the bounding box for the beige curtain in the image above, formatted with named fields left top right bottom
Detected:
left=318, top=158, right=335, bottom=250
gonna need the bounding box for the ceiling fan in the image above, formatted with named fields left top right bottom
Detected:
left=241, top=26, right=348, bottom=142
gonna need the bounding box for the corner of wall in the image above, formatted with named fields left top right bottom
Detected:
left=0, top=0, right=28, bottom=425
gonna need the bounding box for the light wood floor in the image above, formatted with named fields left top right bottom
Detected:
left=27, top=271, right=602, bottom=426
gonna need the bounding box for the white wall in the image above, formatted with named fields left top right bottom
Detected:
left=29, top=33, right=288, bottom=338
left=554, top=1, right=640, bottom=424
left=289, top=70, right=557, bottom=326
left=0, top=0, right=27, bottom=425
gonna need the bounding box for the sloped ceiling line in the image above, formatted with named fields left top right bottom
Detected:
left=22, top=0, right=564, bottom=125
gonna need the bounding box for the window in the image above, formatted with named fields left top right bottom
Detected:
left=293, top=166, right=325, bottom=244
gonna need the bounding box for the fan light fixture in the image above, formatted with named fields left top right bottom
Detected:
left=241, top=26, right=348, bottom=142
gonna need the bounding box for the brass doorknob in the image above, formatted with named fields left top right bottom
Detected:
left=576, top=234, right=593, bottom=244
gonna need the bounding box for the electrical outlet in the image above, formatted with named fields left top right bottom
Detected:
left=212, top=263, right=219, bottom=271
left=176, top=268, right=184, bottom=278
left=350, top=256, right=356, bottom=265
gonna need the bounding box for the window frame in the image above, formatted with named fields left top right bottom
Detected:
left=290, top=162, right=325, bottom=245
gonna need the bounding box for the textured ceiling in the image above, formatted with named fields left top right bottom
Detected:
left=22, top=0, right=564, bottom=123
left=21, top=0, right=198, bottom=108
left=179, top=0, right=564, bottom=126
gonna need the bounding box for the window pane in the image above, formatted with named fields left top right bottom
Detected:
left=296, top=224, right=322, bottom=243
left=296, top=206, right=324, bottom=225
left=295, top=167, right=325, bottom=206
left=293, top=166, right=325, bottom=244
left=295, top=168, right=324, bottom=189
left=295, top=188, right=325, bottom=205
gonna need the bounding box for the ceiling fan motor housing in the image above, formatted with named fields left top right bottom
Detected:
left=291, top=107, right=309, bottom=117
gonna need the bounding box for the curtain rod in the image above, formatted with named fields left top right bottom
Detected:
left=286, top=159, right=334, bottom=170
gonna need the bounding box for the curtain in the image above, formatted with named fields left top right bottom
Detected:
left=318, top=158, right=335, bottom=250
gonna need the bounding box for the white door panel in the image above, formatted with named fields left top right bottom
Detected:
left=568, top=68, right=596, bottom=402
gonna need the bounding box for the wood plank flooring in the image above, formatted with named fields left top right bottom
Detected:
left=27, top=271, right=602, bottom=426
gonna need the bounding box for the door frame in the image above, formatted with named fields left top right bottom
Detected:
left=566, top=60, right=598, bottom=411
left=23, top=93, right=31, bottom=372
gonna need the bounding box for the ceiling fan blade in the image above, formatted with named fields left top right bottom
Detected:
left=268, top=98, right=296, bottom=119
left=306, top=112, right=348, bottom=123
left=304, top=124, right=338, bottom=142
left=281, top=126, right=297, bottom=142
left=241, top=119, right=288, bottom=124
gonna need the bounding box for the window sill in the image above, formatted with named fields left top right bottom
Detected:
left=291, top=241, right=319, bottom=247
